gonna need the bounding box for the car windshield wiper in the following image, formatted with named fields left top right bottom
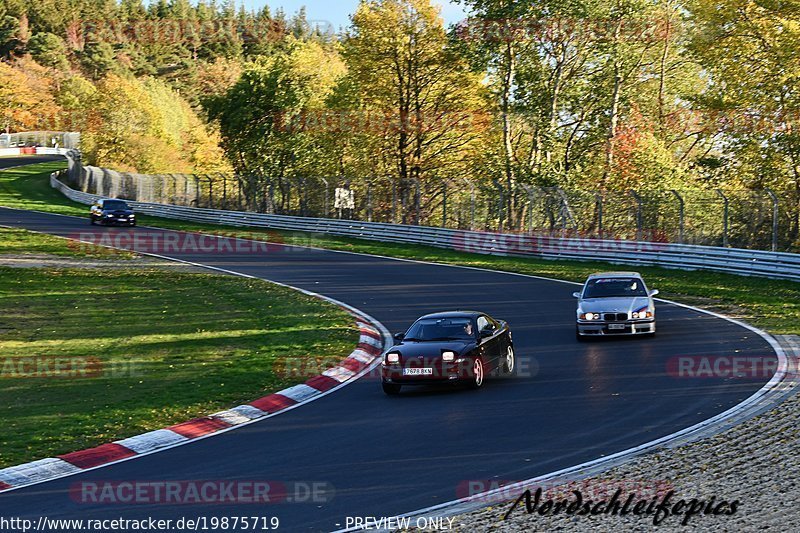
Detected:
left=426, top=337, right=463, bottom=341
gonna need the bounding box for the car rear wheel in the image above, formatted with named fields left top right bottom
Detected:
left=468, top=358, right=485, bottom=389
left=382, top=382, right=401, bottom=395
left=503, top=345, right=515, bottom=375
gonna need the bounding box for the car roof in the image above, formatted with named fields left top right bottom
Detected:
left=417, top=311, right=483, bottom=320
left=587, top=272, right=642, bottom=280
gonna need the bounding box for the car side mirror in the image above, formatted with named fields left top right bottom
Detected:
left=572, top=292, right=581, bottom=298
left=393, top=333, right=405, bottom=342
left=649, top=289, right=660, bottom=297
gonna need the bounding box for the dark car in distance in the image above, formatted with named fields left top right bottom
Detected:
left=90, top=199, right=136, bottom=226
left=381, top=311, right=515, bottom=395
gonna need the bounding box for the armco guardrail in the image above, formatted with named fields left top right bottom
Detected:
left=51, top=171, right=800, bottom=282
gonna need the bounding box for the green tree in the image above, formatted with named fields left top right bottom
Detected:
left=344, top=0, right=488, bottom=222
left=28, top=32, right=69, bottom=70
left=689, top=0, right=800, bottom=242
left=80, top=40, right=117, bottom=79
left=206, top=38, right=345, bottom=209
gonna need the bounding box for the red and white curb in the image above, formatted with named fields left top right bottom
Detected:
left=0, top=315, right=386, bottom=493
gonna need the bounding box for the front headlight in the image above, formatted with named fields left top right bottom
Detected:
left=581, top=312, right=598, bottom=321
left=442, top=351, right=456, bottom=362
left=632, top=307, right=653, bottom=319
left=385, top=352, right=400, bottom=365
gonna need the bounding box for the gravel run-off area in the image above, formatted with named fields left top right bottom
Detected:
left=439, top=336, right=800, bottom=532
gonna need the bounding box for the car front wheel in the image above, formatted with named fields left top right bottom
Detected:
left=468, top=358, right=485, bottom=389
left=503, top=345, right=515, bottom=375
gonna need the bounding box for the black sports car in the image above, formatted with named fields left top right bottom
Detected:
left=90, top=199, right=136, bottom=226
left=381, top=311, right=515, bottom=395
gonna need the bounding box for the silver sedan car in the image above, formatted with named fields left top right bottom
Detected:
left=573, top=272, right=658, bottom=339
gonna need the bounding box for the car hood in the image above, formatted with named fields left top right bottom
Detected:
left=392, top=340, right=474, bottom=359
left=579, top=297, right=650, bottom=314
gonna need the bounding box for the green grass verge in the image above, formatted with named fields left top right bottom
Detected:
left=3, top=161, right=799, bottom=335
left=0, top=227, right=357, bottom=468
left=0, top=226, right=135, bottom=259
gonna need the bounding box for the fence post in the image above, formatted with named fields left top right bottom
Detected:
left=462, top=178, right=476, bottom=230
left=442, top=180, right=448, bottom=228
left=390, top=177, right=397, bottom=224
left=715, top=189, right=729, bottom=247
left=219, top=173, right=228, bottom=210
left=593, top=192, right=603, bottom=238
left=629, top=190, right=643, bottom=241
left=268, top=180, right=275, bottom=214
left=236, top=175, right=242, bottom=210
left=319, top=178, right=329, bottom=218
left=206, top=175, right=214, bottom=209
left=766, top=188, right=779, bottom=252
left=298, top=177, right=306, bottom=216
left=495, top=181, right=505, bottom=232
left=520, top=184, right=537, bottom=234
left=670, top=189, right=685, bottom=244
left=367, top=181, right=372, bottom=222
left=555, top=188, right=576, bottom=236
left=412, top=178, right=420, bottom=225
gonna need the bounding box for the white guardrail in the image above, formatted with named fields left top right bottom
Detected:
left=51, top=171, right=800, bottom=282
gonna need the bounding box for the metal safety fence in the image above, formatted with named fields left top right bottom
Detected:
left=0, top=132, right=80, bottom=150
left=51, top=170, right=800, bottom=282
left=62, top=154, right=800, bottom=253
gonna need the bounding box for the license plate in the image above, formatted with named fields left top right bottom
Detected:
left=403, top=368, right=433, bottom=376
left=609, top=324, right=626, bottom=330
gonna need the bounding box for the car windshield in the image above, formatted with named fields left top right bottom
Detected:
left=583, top=278, right=647, bottom=299
left=103, top=201, right=130, bottom=210
left=404, top=318, right=474, bottom=342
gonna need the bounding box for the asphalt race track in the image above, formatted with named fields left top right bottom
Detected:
left=0, top=158, right=779, bottom=531
left=0, top=155, right=64, bottom=168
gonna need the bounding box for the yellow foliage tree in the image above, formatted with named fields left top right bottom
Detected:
left=0, top=59, right=61, bottom=133
left=83, top=74, right=229, bottom=174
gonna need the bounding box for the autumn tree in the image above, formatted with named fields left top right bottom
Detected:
left=344, top=0, right=488, bottom=222
left=689, top=0, right=800, bottom=243
left=206, top=38, right=346, bottom=210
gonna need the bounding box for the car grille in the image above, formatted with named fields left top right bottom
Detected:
left=603, top=313, right=628, bottom=322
